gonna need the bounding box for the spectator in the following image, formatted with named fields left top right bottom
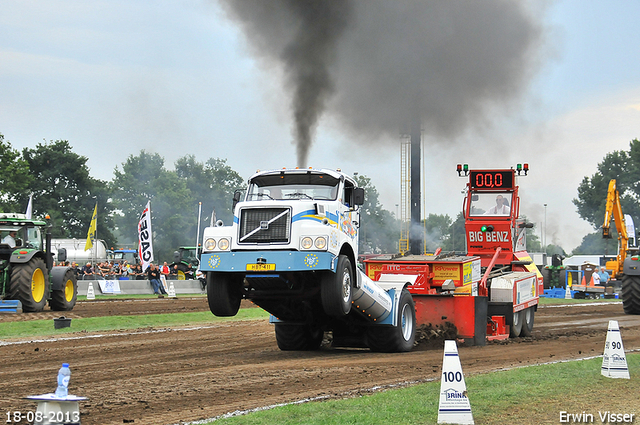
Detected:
left=598, top=267, right=610, bottom=285
left=81, top=262, right=94, bottom=277
left=147, top=263, right=167, bottom=296
left=160, top=261, right=170, bottom=275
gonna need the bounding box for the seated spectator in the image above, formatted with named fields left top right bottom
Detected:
left=81, top=262, right=94, bottom=278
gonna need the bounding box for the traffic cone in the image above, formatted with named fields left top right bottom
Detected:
left=168, top=281, right=176, bottom=298
left=86, top=282, right=95, bottom=300
left=601, top=320, right=630, bottom=379
left=438, top=340, right=474, bottom=424
left=581, top=275, right=586, bottom=286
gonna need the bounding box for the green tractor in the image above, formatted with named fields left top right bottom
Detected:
left=171, top=246, right=201, bottom=280
left=0, top=213, right=78, bottom=312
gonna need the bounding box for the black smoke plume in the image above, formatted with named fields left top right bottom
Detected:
left=217, top=1, right=546, bottom=165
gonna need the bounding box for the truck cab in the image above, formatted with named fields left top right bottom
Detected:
left=200, top=168, right=364, bottom=319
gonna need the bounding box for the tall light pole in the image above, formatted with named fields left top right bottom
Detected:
left=544, top=203, right=547, bottom=253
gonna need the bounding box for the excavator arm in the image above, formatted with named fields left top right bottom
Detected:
left=603, top=179, right=629, bottom=278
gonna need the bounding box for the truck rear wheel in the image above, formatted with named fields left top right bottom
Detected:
left=274, top=323, right=323, bottom=351
left=8, top=257, right=48, bottom=312
left=622, top=275, right=640, bottom=314
left=520, top=307, right=535, bottom=337
left=510, top=310, right=523, bottom=338
left=50, top=269, right=77, bottom=311
left=207, top=272, right=241, bottom=316
left=366, top=288, right=416, bottom=352
left=321, top=255, right=353, bottom=317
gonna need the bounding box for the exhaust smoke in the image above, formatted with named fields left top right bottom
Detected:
left=217, top=0, right=546, bottom=161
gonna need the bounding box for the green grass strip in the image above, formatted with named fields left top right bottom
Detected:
left=0, top=308, right=269, bottom=339
left=210, top=354, right=640, bottom=425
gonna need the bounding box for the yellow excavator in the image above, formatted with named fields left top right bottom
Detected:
left=604, top=179, right=640, bottom=314
left=602, top=179, right=633, bottom=279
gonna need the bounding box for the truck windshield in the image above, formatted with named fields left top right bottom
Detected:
left=469, top=192, right=512, bottom=217
left=246, top=173, right=340, bottom=201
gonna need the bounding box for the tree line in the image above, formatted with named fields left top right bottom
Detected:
left=3, top=132, right=625, bottom=260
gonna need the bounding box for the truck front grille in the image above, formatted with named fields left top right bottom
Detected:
left=239, top=208, right=291, bottom=244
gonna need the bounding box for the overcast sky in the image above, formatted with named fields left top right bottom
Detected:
left=1, top=1, right=639, bottom=252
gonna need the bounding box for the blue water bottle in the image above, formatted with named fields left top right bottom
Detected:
left=54, top=363, right=71, bottom=398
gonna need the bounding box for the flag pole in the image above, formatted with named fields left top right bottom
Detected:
left=196, top=202, right=202, bottom=251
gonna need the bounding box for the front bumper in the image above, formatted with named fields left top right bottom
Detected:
left=200, top=251, right=337, bottom=273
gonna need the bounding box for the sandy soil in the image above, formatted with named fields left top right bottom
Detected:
left=1, top=299, right=638, bottom=425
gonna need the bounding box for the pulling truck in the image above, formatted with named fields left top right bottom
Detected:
left=0, top=213, right=78, bottom=312
left=200, top=168, right=417, bottom=352
left=364, top=165, right=543, bottom=345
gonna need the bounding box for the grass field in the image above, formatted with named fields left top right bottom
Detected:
left=207, top=354, right=639, bottom=425
left=0, top=308, right=270, bottom=339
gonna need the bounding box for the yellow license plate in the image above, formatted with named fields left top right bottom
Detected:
left=246, top=263, right=276, bottom=271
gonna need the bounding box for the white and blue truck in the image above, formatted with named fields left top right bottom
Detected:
left=199, top=168, right=417, bottom=352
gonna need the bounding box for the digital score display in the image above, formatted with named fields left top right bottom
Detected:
left=469, top=170, right=514, bottom=189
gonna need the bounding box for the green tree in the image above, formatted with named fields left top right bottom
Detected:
left=573, top=140, right=640, bottom=229
left=354, top=175, right=400, bottom=254
left=174, top=156, right=244, bottom=229
left=111, top=151, right=193, bottom=262
left=22, top=140, right=114, bottom=246
left=0, top=133, right=33, bottom=212
left=424, top=213, right=452, bottom=251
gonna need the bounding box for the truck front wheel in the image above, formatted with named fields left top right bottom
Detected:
left=321, top=255, right=353, bottom=317
left=207, top=272, right=241, bottom=316
left=8, top=257, right=48, bottom=312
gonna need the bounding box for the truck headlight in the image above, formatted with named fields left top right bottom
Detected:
left=314, top=237, right=327, bottom=250
left=218, top=238, right=230, bottom=251
left=301, top=237, right=313, bottom=249
left=204, top=238, right=216, bottom=251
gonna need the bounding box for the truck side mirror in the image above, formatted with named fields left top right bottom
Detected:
left=57, top=247, right=67, bottom=262
left=353, top=188, right=365, bottom=206
left=233, top=190, right=242, bottom=209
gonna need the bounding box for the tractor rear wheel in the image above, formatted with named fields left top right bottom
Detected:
left=207, top=272, right=241, bottom=316
left=321, top=255, right=353, bottom=317
left=8, top=257, right=48, bottom=312
left=622, top=275, right=640, bottom=314
left=366, top=288, right=416, bottom=352
left=520, top=307, right=535, bottom=337
left=50, top=269, right=78, bottom=311
left=274, top=323, right=323, bottom=351
left=176, top=263, right=190, bottom=280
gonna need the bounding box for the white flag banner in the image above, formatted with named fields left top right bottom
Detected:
left=25, top=194, right=33, bottom=219
left=138, top=201, right=154, bottom=272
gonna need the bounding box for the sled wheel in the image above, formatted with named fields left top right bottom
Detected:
left=510, top=309, right=524, bottom=338
left=520, top=307, right=535, bottom=337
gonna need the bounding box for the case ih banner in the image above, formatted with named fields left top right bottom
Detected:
left=138, top=201, right=154, bottom=272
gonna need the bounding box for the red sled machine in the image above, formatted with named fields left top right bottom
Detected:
left=364, top=165, right=543, bottom=345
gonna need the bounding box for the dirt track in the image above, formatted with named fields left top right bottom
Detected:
left=1, top=298, right=639, bottom=425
